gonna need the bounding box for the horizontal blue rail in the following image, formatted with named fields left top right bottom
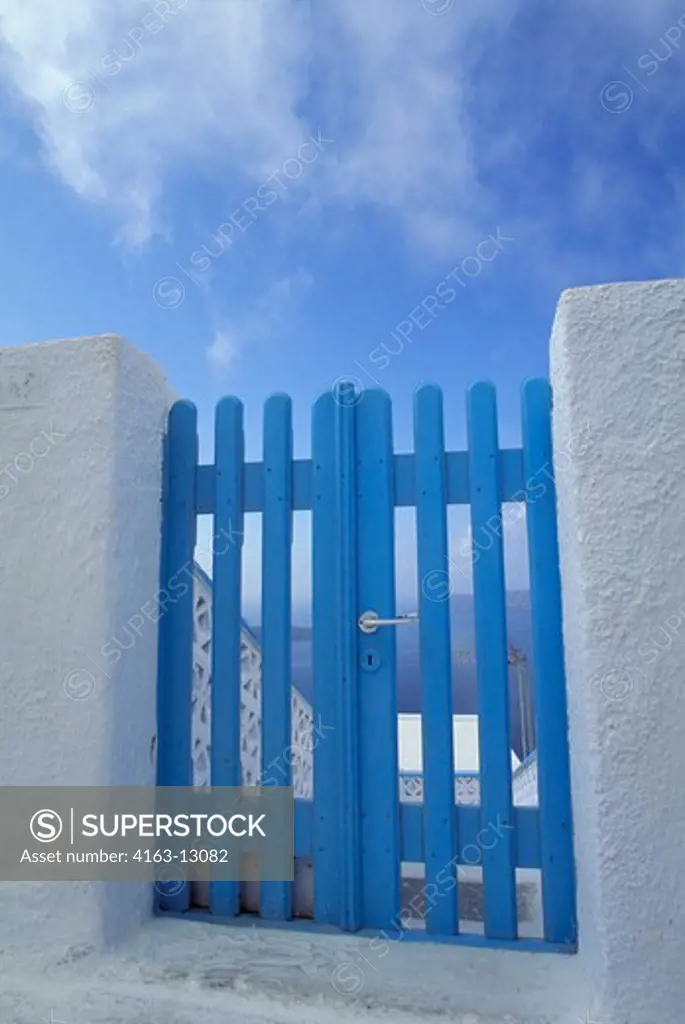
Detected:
left=195, top=449, right=527, bottom=514
left=293, top=800, right=540, bottom=867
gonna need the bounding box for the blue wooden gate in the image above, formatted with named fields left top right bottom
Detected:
left=156, top=379, right=576, bottom=951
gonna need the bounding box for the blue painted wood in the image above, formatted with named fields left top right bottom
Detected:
left=414, top=385, right=458, bottom=936
left=156, top=400, right=197, bottom=913
left=355, top=389, right=401, bottom=928
left=521, top=378, right=577, bottom=945
left=160, top=906, right=576, bottom=954
left=195, top=449, right=527, bottom=514
left=311, top=392, right=341, bottom=925
left=294, top=800, right=313, bottom=858
left=195, top=463, right=213, bottom=514
left=156, top=424, right=170, bottom=800
left=210, top=396, right=244, bottom=918
left=467, top=381, right=518, bottom=940
left=399, top=803, right=540, bottom=869
left=164, top=799, right=555, bottom=948
left=174, top=383, right=573, bottom=949
left=334, top=387, right=362, bottom=932
left=395, top=450, right=525, bottom=507
left=298, top=799, right=541, bottom=869
left=260, top=394, right=294, bottom=921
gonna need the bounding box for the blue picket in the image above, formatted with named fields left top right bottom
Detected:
left=333, top=386, right=362, bottom=932
left=260, top=394, right=294, bottom=921
left=521, top=379, right=577, bottom=945
left=156, top=400, right=197, bottom=913
left=414, top=385, right=458, bottom=936
left=210, top=396, right=244, bottom=918
left=466, top=381, right=517, bottom=940
left=356, top=389, right=401, bottom=929
left=311, top=391, right=341, bottom=925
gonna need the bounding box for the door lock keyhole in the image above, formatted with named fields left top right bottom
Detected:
left=361, top=648, right=381, bottom=673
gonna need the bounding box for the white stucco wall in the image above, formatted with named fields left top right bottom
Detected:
left=0, top=334, right=172, bottom=958
left=551, top=279, right=685, bottom=1024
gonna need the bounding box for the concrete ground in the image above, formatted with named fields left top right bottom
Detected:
left=0, top=915, right=591, bottom=1024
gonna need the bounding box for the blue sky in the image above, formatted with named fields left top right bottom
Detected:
left=0, top=0, right=683, bottom=613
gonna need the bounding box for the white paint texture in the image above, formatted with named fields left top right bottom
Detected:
left=0, top=916, right=588, bottom=1024
left=0, top=334, right=172, bottom=958
left=551, top=280, right=685, bottom=1024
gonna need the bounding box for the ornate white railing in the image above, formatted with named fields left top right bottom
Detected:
left=511, top=752, right=539, bottom=806
left=192, top=564, right=538, bottom=806
left=399, top=761, right=537, bottom=806
left=192, top=567, right=313, bottom=798
left=400, top=773, right=481, bottom=805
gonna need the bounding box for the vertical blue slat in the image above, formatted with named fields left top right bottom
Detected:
left=356, top=389, right=401, bottom=928
left=312, top=392, right=341, bottom=925
left=414, top=385, right=458, bottom=936
left=334, top=386, right=362, bottom=932
left=521, top=378, right=576, bottom=945
left=467, top=381, right=517, bottom=940
left=156, top=425, right=170, bottom=791
left=260, top=394, right=294, bottom=921
left=210, top=396, right=244, bottom=918
left=157, top=400, right=197, bottom=913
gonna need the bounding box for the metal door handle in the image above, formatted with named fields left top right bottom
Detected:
left=358, top=610, right=419, bottom=635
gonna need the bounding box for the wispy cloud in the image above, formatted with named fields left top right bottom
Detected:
left=0, top=0, right=682, bottom=267
left=0, top=0, right=510, bottom=252
left=205, top=269, right=313, bottom=374
left=0, top=0, right=310, bottom=245
left=206, top=329, right=238, bottom=373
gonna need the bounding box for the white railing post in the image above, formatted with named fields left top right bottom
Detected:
left=551, top=280, right=685, bottom=1023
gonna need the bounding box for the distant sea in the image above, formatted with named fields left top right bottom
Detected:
left=249, top=592, right=536, bottom=758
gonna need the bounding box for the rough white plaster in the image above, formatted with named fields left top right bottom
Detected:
left=551, top=279, right=685, bottom=1024
left=0, top=916, right=588, bottom=1023
left=0, top=334, right=172, bottom=958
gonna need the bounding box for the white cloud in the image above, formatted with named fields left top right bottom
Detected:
left=255, top=268, right=313, bottom=323
left=312, top=1, right=512, bottom=252
left=206, top=268, right=313, bottom=374
left=0, top=0, right=680, bottom=258
left=0, top=0, right=310, bottom=244
left=206, top=329, right=238, bottom=373
left=0, top=0, right=516, bottom=251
